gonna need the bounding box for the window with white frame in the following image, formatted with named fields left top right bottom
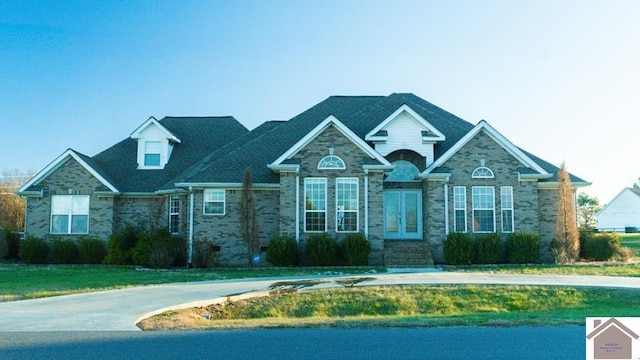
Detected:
left=472, top=186, right=495, bottom=232
left=318, top=155, right=345, bottom=170
left=169, top=195, right=180, bottom=234
left=144, top=141, right=162, bottom=167
left=203, top=189, right=225, bottom=215
left=472, top=167, right=494, bottom=179
left=304, top=178, right=327, bottom=232
left=501, top=186, right=514, bottom=233
left=336, top=178, right=358, bottom=232
left=51, top=195, right=90, bottom=234
left=453, top=186, right=467, bottom=232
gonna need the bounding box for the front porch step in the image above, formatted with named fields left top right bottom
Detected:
left=383, top=240, right=434, bottom=266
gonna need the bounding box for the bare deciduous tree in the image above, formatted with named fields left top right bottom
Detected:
left=551, top=163, right=580, bottom=263
left=239, top=169, right=259, bottom=267
left=0, top=170, right=32, bottom=231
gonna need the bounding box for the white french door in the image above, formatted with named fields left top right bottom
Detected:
left=383, top=190, right=422, bottom=239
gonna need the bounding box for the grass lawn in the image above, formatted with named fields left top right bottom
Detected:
left=450, top=263, right=640, bottom=277
left=138, top=285, right=640, bottom=330
left=0, top=265, right=382, bottom=302
left=621, top=233, right=640, bottom=256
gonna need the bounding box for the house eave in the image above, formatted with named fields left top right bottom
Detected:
left=362, top=164, right=394, bottom=171
left=175, top=182, right=280, bottom=189
left=518, top=173, right=553, bottom=181
left=420, top=173, right=451, bottom=181
left=267, top=164, right=300, bottom=172
left=538, top=181, right=592, bottom=189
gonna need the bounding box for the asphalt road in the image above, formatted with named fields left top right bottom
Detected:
left=0, top=326, right=586, bottom=360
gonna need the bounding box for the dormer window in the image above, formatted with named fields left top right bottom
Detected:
left=130, top=116, right=181, bottom=170
left=144, top=141, right=162, bottom=167
left=472, top=167, right=494, bottom=179
left=318, top=155, right=345, bottom=170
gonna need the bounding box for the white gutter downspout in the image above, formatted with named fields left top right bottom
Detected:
left=295, top=169, right=300, bottom=243
left=364, top=169, right=369, bottom=238
left=444, top=183, right=449, bottom=236
left=188, top=187, right=195, bottom=267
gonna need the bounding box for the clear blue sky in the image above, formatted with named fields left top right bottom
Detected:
left=1, top=0, right=638, bottom=203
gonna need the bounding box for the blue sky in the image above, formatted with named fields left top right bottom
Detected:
left=1, top=0, right=638, bottom=203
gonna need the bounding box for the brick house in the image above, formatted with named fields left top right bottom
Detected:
left=17, top=93, right=588, bottom=266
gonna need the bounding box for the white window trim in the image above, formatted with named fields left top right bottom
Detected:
left=453, top=186, right=467, bottom=233
left=169, top=195, right=180, bottom=234
left=472, top=166, right=495, bottom=179
left=203, top=189, right=225, bottom=216
left=501, top=186, right=515, bottom=233
left=304, top=178, right=327, bottom=233
left=472, top=186, right=495, bottom=233
left=336, top=178, right=359, bottom=233
left=318, top=155, right=346, bottom=170
left=50, top=195, right=90, bottom=234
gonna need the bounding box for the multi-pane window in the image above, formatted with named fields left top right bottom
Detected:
left=144, top=141, right=161, bottom=167
left=318, top=155, right=345, bottom=170
left=336, top=178, right=358, bottom=232
left=51, top=195, right=90, bottom=234
left=169, top=196, right=180, bottom=234
left=472, top=186, right=495, bottom=232
left=203, top=189, right=225, bottom=215
left=304, top=178, right=327, bottom=232
left=501, top=186, right=514, bottom=233
left=385, top=160, right=419, bottom=182
left=453, top=186, right=467, bottom=232
left=471, top=167, right=494, bottom=179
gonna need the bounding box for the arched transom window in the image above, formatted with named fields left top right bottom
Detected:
left=385, top=160, right=420, bottom=181
left=318, top=155, right=346, bottom=170
left=472, top=166, right=494, bottom=179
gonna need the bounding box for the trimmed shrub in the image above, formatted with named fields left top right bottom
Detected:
left=5, top=230, right=20, bottom=260
left=78, top=237, right=106, bottom=264
left=104, top=225, right=141, bottom=265
left=51, top=238, right=79, bottom=264
left=0, top=229, right=8, bottom=260
left=19, top=236, right=49, bottom=264
left=133, top=228, right=182, bottom=268
left=506, top=232, right=540, bottom=264
left=192, top=238, right=219, bottom=268
left=305, top=233, right=338, bottom=266
left=580, top=232, right=619, bottom=261
left=443, top=232, right=473, bottom=265
left=473, top=233, right=501, bottom=264
left=342, top=233, right=371, bottom=266
left=266, top=234, right=299, bottom=267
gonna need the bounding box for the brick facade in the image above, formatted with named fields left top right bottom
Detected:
left=25, top=158, right=114, bottom=241
left=192, top=188, right=280, bottom=266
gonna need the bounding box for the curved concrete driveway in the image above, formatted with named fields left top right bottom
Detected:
left=2, top=270, right=640, bottom=331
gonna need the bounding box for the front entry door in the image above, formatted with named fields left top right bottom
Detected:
left=384, top=190, right=422, bottom=239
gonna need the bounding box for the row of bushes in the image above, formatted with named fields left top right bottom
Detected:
left=18, top=236, right=106, bottom=265
left=266, top=232, right=371, bottom=267
left=443, top=232, right=540, bottom=265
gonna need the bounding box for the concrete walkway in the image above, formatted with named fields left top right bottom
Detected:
left=2, top=270, right=640, bottom=331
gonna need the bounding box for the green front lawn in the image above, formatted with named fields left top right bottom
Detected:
left=139, top=285, right=640, bottom=330
left=0, top=265, right=382, bottom=302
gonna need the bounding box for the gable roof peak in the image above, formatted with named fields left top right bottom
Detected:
left=130, top=116, right=181, bottom=143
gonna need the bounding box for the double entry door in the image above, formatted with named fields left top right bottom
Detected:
left=383, top=190, right=422, bottom=239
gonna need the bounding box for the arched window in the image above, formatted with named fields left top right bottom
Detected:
left=385, top=160, right=420, bottom=181
left=472, top=167, right=494, bottom=179
left=318, top=155, right=345, bottom=170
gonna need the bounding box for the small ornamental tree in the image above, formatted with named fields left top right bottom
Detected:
left=576, top=192, right=600, bottom=231
left=240, top=169, right=259, bottom=267
left=551, top=163, right=580, bottom=264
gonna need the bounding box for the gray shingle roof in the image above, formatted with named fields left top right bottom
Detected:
left=92, top=116, right=248, bottom=192
left=76, top=94, right=586, bottom=191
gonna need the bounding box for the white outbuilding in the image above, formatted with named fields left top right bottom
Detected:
left=597, top=188, right=640, bottom=232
